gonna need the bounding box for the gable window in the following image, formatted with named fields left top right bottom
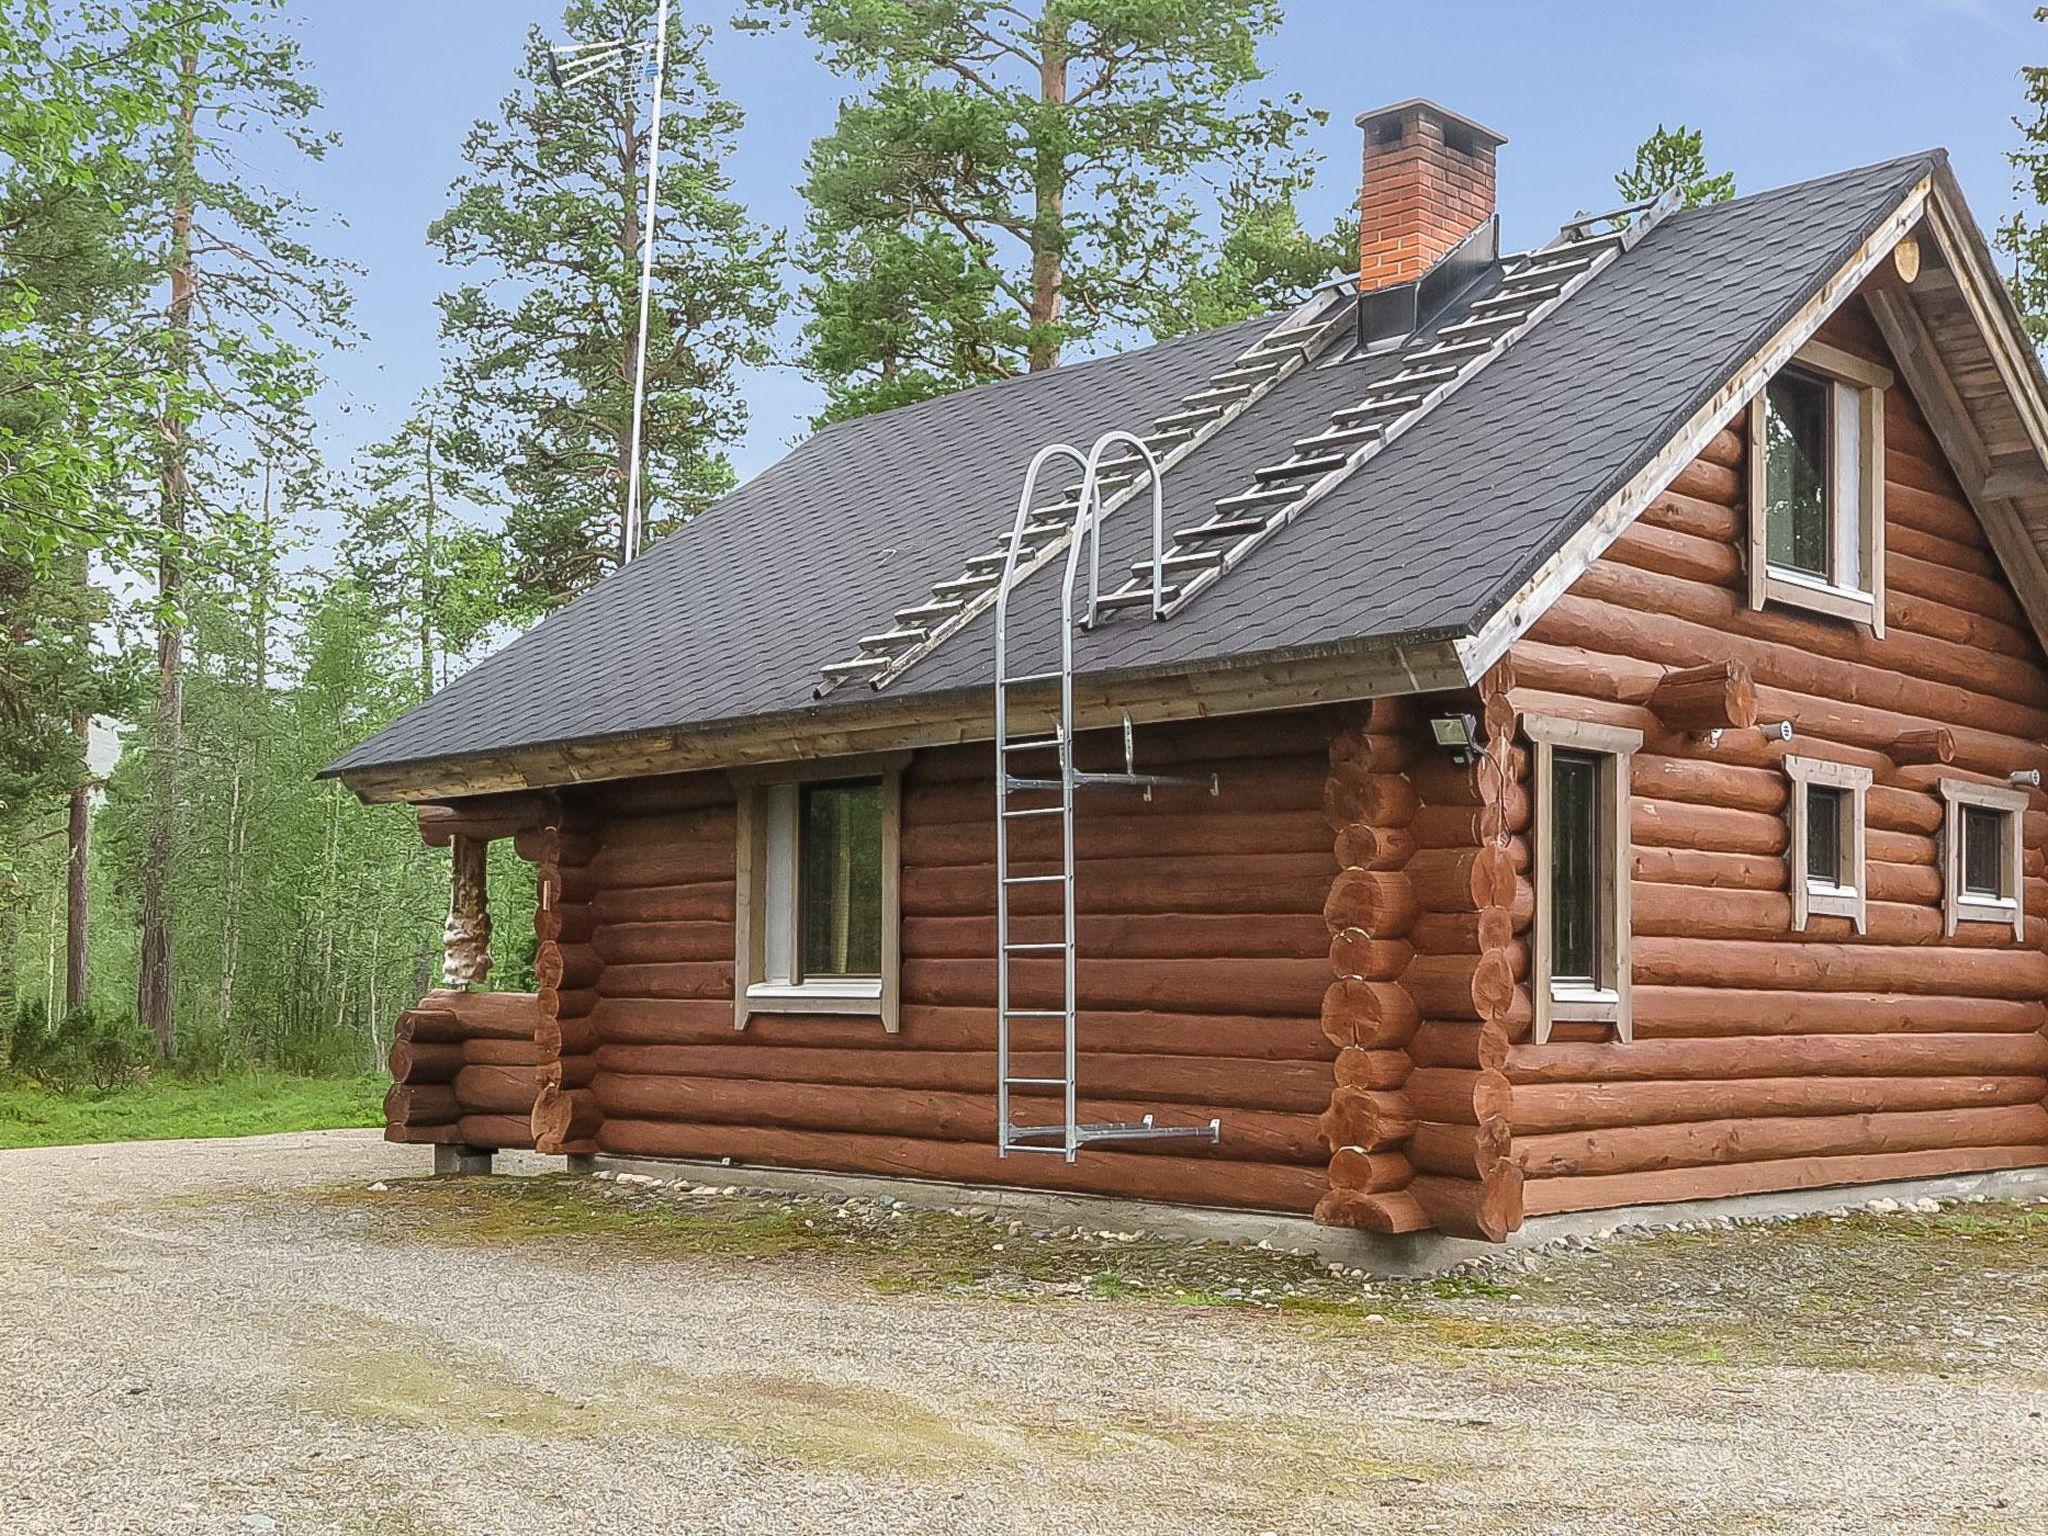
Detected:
left=1782, top=756, right=1871, bottom=932
left=1526, top=715, right=1643, bottom=1044
left=1746, top=340, right=1891, bottom=633
left=732, top=755, right=905, bottom=1031
left=1937, top=778, right=2027, bottom=941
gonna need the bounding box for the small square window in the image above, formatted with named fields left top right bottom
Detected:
left=1783, top=756, right=1869, bottom=932
left=1806, top=783, right=1847, bottom=890
left=1938, top=779, right=2027, bottom=941
left=1961, top=804, right=2008, bottom=900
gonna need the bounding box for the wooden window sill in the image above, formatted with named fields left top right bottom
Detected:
left=1761, top=567, right=1878, bottom=626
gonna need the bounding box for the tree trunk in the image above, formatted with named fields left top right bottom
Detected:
left=614, top=85, right=642, bottom=565
left=420, top=425, right=436, bottom=699
left=65, top=713, right=90, bottom=1014
left=138, top=45, right=200, bottom=1058
left=1026, top=30, right=1068, bottom=372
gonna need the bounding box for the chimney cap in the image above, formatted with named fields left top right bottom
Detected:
left=1354, top=97, right=1507, bottom=150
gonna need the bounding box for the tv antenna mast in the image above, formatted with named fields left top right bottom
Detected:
left=548, top=0, right=673, bottom=566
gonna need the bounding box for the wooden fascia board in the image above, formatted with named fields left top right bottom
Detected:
left=1454, top=176, right=1934, bottom=685
left=1866, top=284, right=2048, bottom=662
left=336, top=637, right=1469, bottom=805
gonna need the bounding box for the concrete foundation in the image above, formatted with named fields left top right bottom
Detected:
left=433, top=1143, right=494, bottom=1177
left=571, top=1153, right=2048, bottom=1277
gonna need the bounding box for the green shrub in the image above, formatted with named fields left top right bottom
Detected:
left=7, top=1003, right=154, bottom=1094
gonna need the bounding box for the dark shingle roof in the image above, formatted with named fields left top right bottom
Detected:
left=328, top=152, right=1937, bottom=782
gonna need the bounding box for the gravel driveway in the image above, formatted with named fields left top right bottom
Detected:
left=2, top=1129, right=2044, bottom=1535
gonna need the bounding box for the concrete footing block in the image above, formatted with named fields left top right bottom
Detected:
left=564, top=1154, right=598, bottom=1175
left=433, top=1143, right=494, bottom=1177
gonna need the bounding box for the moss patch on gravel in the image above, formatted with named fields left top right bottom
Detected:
left=295, top=1174, right=2048, bottom=1376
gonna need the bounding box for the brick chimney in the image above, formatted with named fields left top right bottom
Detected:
left=1355, top=99, right=1507, bottom=294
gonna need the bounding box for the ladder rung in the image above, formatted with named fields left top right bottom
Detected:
left=932, top=572, right=1000, bottom=598
left=1388, top=362, right=1459, bottom=387
left=1154, top=406, right=1227, bottom=432
left=1408, top=335, right=1494, bottom=361
left=1001, top=805, right=1065, bottom=819
left=1094, top=585, right=1176, bottom=611
left=1215, top=483, right=1305, bottom=515
left=1130, top=550, right=1222, bottom=577
left=1334, top=394, right=1425, bottom=423
left=1254, top=453, right=1347, bottom=483
left=1003, top=737, right=1063, bottom=752
left=1001, top=669, right=1062, bottom=685
left=1293, top=423, right=1382, bottom=454
left=1472, top=285, right=1557, bottom=313
left=1211, top=361, right=1284, bottom=385
left=1004, top=1076, right=1070, bottom=1086
left=1003, top=943, right=1067, bottom=953
left=1437, top=311, right=1524, bottom=339
left=895, top=599, right=963, bottom=624
left=1004, top=776, right=1065, bottom=790
left=856, top=628, right=925, bottom=650
left=1181, top=382, right=1255, bottom=406
left=1516, top=248, right=1599, bottom=278
left=1002, top=1009, right=1066, bottom=1018
left=1173, top=516, right=1266, bottom=542
left=999, top=1141, right=1073, bottom=1155
left=818, top=655, right=891, bottom=679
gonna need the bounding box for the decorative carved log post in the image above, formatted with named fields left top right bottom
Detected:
left=442, top=834, right=492, bottom=989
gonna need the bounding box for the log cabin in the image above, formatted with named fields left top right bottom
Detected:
left=326, top=99, right=2048, bottom=1243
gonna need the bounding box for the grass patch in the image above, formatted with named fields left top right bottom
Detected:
left=0, top=1072, right=383, bottom=1150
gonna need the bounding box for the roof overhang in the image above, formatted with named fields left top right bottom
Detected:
left=330, top=632, right=1472, bottom=804
left=1456, top=160, right=2048, bottom=681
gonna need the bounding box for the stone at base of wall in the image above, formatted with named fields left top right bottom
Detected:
left=579, top=1154, right=2048, bottom=1279
left=433, top=1143, right=494, bottom=1177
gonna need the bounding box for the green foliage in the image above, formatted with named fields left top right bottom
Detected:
left=7, top=1001, right=153, bottom=1093
left=0, top=1069, right=382, bottom=1148
left=431, top=0, right=782, bottom=611
left=2001, top=9, right=2048, bottom=346
left=757, top=0, right=1333, bottom=423
left=1147, top=195, right=1356, bottom=341
left=1615, top=124, right=1735, bottom=211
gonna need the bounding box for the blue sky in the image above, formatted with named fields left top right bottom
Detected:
left=277, top=0, right=2040, bottom=504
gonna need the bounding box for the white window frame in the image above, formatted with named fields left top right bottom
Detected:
left=1782, top=756, right=1871, bottom=933
left=730, top=752, right=906, bottom=1032
left=1937, top=777, right=2027, bottom=942
left=1747, top=338, right=1891, bottom=634
left=1526, top=715, right=1642, bottom=1045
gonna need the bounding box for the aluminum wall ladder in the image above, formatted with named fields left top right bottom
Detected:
left=993, top=432, right=1222, bottom=1161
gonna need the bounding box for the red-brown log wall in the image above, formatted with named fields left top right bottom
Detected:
left=552, top=711, right=1343, bottom=1212
left=1503, top=292, right=2048, bottom=1217
left=385, top=988, right=543, bottom=1150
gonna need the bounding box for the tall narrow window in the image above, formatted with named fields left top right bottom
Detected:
left=798, top=780, right=884, bottom=978
left=1937, top=779, right=2027, bottom=942
left=1550, top=751, right=1601, bottom=985
left=1746, top=339, right=1890, bottom=631
left=1783, top=756, right=1869, bottom=932
left=733, top=756, right=905, bottom=1031
left=1526, top=715, right=1642, bottom=1044
left=1763, top=369, right=1831, bottom=578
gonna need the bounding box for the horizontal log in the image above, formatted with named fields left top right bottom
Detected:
left=1324, top=868, right=1417, bottom=938
left=1521, top=1143, right=2048, bottom=1216
left=1638, top=486, right=1740, bottom=543
left=1320, top=978, right=1418, bottom=1049
left=1323, top=771, right=1418, bottom=831
left=389, top=1039, right=461, bottom=1085
left=906, top=912, right=1329, bottom=961
left=902, top=853, right=1334, bottom=918
left=1314, top=1188, right=1432, bottom=1233
left=1405, top=1067, right=1512, bottom=1128
left=453, top=1064, right=543, bottom=1117
left=1332, top=822, right=1416, bottom=871
left=1517, top=1102, right=2048, bottom=1178
left=585, top=774, right=734, bottom=817
left=1407, top=845, right=1515, bottom=913
left=1511, top=1073, right=2047, bottom=1136
left=595, top=961, right=736, bottom=1002
left=532, top=1083, right=601, bottom=1152
left=585, top=835, right=735, bottom=891
left=1408, top=1169, right=1523, bottom=1242
left=1407, top=1120, right=1511, bottom=1178
left=384, top=1082, right=457, bottom=1126
left=1405, top=951, right=1517, bottom=1023
left=592, top=1043, right=1337, bottom=1113
left=1408, top=1022, right=1507, bottom=1073
left=1648, top=660, right=1759, bottom=732
left=1332, top=1047, right=1411, bottom=1092
left=590, top=1075, right=1316, bottom=1163
left=1632, top=938, right=2048, bottom=999
left=1631, top=884, right=2031, bottom=948
left=588, top=881, right=736, bottom=925
left=399, top=989, right=542, bottom=1043
left=1324, top=1146, right=1414, bottom=1192
left=594, top=1119, right=1329, bottom=1212
left=903, top=956, right=1329, bottom=1015
left=1327, top=933, right=1413, bottom=981
left=592, top=921, right=734, bottom=966
left=1318, top=1086, right=1415, bottom=1150
left=1509, top=1032, right=2048, bottom=1085
left=904, top=809, right=1333, bottom=866
left=1632, top=986, right=2047, bottom=1037
left=453, top=1113, right=536, bottom=1150
left=590, top=998, right=1337, bottom=1058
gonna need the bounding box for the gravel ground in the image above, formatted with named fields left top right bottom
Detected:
left=2, top=1129, right=2045, bottom=1536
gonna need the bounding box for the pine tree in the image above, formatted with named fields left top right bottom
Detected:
left=2001, top=14, right=2048, bottom=345
left=752, top=0, right=1333, bottom=424
left=431, top=2, right=782, bottom=611
left=1615, top=124, right=1736, bottom=212
left=346, top=398, right=507, bottom=701
left=121, top=0, right=355, bottom=1055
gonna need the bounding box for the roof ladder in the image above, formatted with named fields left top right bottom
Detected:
left=813, top=277, right=1361, bottom=697
left=1095, top=187, right=1683, bottom=621
left=993, top=434, right=1221, bottom=1161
